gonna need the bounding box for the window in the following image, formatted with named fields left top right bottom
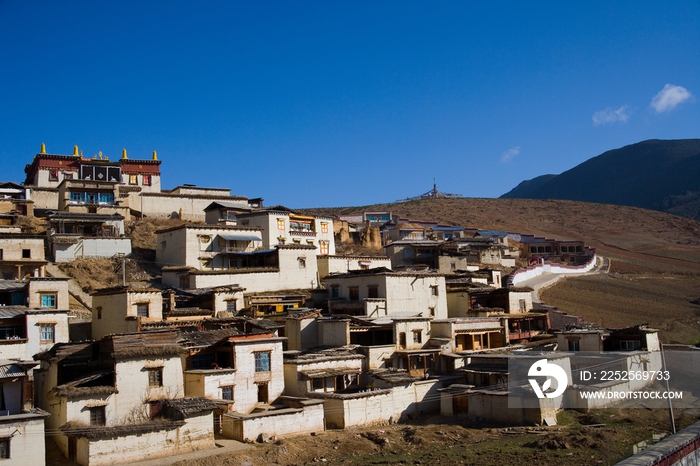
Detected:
left=319, top=240, right=329, bottom=255
left=22, top=249, right=31, bottom=259
left=614, top=340, right=641, bottom=351
left=221, top=386, right=234, bottom=400
left=40, top=325, right=55, bottom=343
left=148, top=368, right=163, bottom=387
left=430, top=285, right=439, bottom=296
left=226, top=300, right=236, bottom=313
left=413, top=330, right=422, bottom=344
left=99, top=193, right=114, bottom=204
left=96, top=306, right=102, bottom=320
left=254, top=352, right=271, bottom=372
left=330, top=285, right=339, bottom=298
left=277, top=218, right=286, bottom=230
left=90, top=406, right=106, bottom=426
left=189, top=352, right=217, bottom=370
left=349, top=287, right=359, bottom=301
left=451, top=262, right=456, bottom=270
left=298, top=257, right=306, bottom=268
left=70, top=192, right=85, bottom=203
left=49, top=170, right=58, bottom=181
left=0, top=249, right=3, bottom=260
left=129, top=174, right=138, bottom=185
left=40, top=294, right=57, bottom=308
left=367, top=285, right=378, bottom=299
left=136, top=304, right=149, bottom=318
left=568, top=339, right=580, bottom=352
left=519, top=299, right=526, bottom=311
left=311, top=378, right=324, bottom=391
left=321, top=222, right=329, bottom=234
left=143, top=175, right=151, bottom=186
left=0, top=437, right=9, bottom=459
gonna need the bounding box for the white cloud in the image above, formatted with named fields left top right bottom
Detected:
left=501, top=146, right=520, bottom=163
left=650, top=84, right=692, bottom=113
left=592, top=105, right=631, bottom=126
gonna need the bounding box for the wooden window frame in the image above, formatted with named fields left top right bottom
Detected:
left=148, top=368, right=163, bottom=387
left=39, top=324, right=55, bottom=343
left=89, top=406, right=106, bottom=426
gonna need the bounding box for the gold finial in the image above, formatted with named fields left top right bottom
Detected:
left=122, top=149, right=127, bottom=159
left=80, top=150, right=83, bottom=157
left=152, top=150, right=157, bottom=160
left=98, top=151, right=103, bottom=160
left=73, top=145, right=79, bottom=156
left=40, top=143, right=46, bottom=154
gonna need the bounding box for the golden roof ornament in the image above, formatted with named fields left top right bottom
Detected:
left=152, top=150, right=158, bottom=160
left=122, top=148, right=127, bottom=159
left=73, top=145, right=79, bottom=156
left=40, top=143, right=46, bottom=154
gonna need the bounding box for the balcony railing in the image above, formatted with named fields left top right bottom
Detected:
left=289, top=230, right=316, bottom=237
left=220, top=246, right=257, bottom=253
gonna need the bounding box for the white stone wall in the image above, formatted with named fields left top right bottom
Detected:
left=229, top=339, right=284, bottom=414
left=326, top=274, right=448, bottom=319
left=361, top=345, right=396, bottom=370
left=318, top=320, right=350, bottom=347
left=78, top=413, right=214, bottom=466
left=156, top=225, right=264, bottom=270
left=112, top=357, right=184, bottom=421
left=317, top=255, right=391, bottom=279
left=27, top=278, right=69, bottom=309
left=173, top=248, right=319, bottom=292
left=139, top=194, right=246, bottom=221
left=0, top=237, right=46, bottom=261
left=0, top=416, right=47, bottom=466
left=27, top=187, right=59, bottom=210
left=222, top=402, right=325, bottom=442
left=446, top=291, right=470, bottom=318
left=238, top=212, right=336, bottom=255
left=510, top=253, right=597, bottom=285
left=283, top=357, right=364, bottom=396
left=556, top=333, right=603, bottom=352
left=212, top=290, right=245, bottom=315
left=394, top=320, right=431, bottom=350
left=25, top=311, right=70, bottom=360
left=320, top=378, right=443, bottom=429
left=53, top=238, right=132, bottom=262
left=508, top=291, right=533, bottom=313
left=91, top=290, right=163, bottom=340
left=184, top=370, right=237, bottom=402
left=465, top=392, right=556, bottom=425
left=285, top=318, right=319, bottom=351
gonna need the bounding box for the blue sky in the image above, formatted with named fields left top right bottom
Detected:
left=1, top=1, right=698, bottom=208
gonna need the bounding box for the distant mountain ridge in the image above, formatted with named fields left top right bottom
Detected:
left=500, top=139, right=700, bottom=220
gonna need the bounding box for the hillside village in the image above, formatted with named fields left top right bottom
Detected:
left=0, top=144, right=696, bottom=465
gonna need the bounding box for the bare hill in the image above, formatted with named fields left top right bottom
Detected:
left=501, top=139, right=700, bottom=221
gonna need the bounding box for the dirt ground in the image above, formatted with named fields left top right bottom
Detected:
left=162, top=409, right=699, bottom=466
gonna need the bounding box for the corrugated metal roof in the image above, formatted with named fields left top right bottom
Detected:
left=0, top=307, right=28, bottom=319
left=0, top=364, right=26, bottom=379
left=0, top=281, right=26, bottom=292
left=219, top=233, right=263, bottom=242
